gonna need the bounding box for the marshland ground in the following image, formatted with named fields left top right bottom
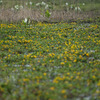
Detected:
left=0, top=0, right=100, bottom=100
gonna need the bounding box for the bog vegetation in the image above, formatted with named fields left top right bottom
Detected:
left=0, top=17, right=100, bottom=100
left=0, top=0, right=100, bottom=100
left=0, top=0, right=100, bottom=22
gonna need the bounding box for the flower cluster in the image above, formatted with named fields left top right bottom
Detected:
left=0, top=18, right=100, bottom=100
left=14, top=5, right=23, bottom=10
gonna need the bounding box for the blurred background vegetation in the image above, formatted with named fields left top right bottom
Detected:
left=1, top=0, right=100, bottom=10
left=0, top=0, right=100, bottom=22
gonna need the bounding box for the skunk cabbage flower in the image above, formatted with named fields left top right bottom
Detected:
left=29, top=2, right=32, bottom=5
left=66, top=3, right=68, bottom=6
left=45, top=4, right=48, bottom=9
left=83, top=3, right=85, bottom=5
left=24, top=18, right=28, bottom=23
left=41, top=2, right=46, bottom=5
left=0, top=0, right=2, bottom=3
left=15, top=5, right=19, bottom=10
left=36, top=3, right=40, bottom=6
left=75, top=6, right=81, bottom=11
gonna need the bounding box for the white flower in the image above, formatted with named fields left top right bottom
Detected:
left=50, top=12, right=51, bottom=15
left=78, top=7, right=81, bottom=11
left=41, top=2, right=46, bottom=5
left=75, top=7, right=77, bottom=11
left=36, top=3, right=40, bottom=6
left=66, top=3, right=68, bottom=6
left=75, top=6, right=81, bottom=11
left=15, top=5, right=19, bottom=10
left=45, top=4, right=48, bottom=9
left=29, top=2, right=32, bottom=5
left=83, top=3, right=85, bottom=5
left=24, top=18, right=28, bottom=23
left=0, top=0, right=2, bottom=3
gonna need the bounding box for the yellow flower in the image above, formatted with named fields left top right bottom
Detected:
left=67, top=72, right=70, bottom=75
left=86, top=53, right=89, bottom=57
left=60, top=62, right=65, bottom=65
left=33, top=55, right=37, bottom=58
left=23, top=78, right=29, bottom=82
left=73, top=59, right=77, bottom=62
left=92, top=76, right=96, bottom=79
left=79, top=55, right=82, bottom=59
left=43, top=73, right=47, bottom=76
left=61, top=89, right=66, bottom=94
left=51, top=37, right=53, bottom=40
left=50, top=87, right=55, bottom=90
left=33, top=68, right=36, bottom=71
left=53, top=79, right=58, bottom=83
left=96, top=90, right=100, bottom=94
left=97, top=81, right=100, bottom=86
left=69, top=64, right=71, bottom=67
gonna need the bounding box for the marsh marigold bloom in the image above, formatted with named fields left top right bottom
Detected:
left=61, top=89, right=66, bottom=94
left=50, top=87, right=55, bottom=90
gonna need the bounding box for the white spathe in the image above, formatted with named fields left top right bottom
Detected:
left=66, top=3, right=68, bottom=6
left=24, top=18, right=28, bottom=23
left=41, top=2, right=46, bottom=5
